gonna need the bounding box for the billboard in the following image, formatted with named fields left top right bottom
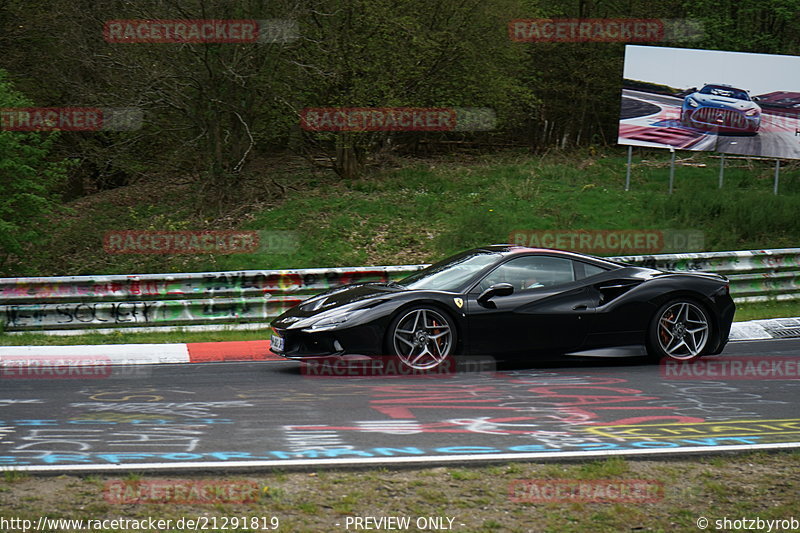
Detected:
left=618, top=46, right=800, bottom=160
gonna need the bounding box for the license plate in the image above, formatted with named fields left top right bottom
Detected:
left=271, top=334, right=285, bottom=352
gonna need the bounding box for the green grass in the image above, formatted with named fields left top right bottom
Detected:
left=213, top=149, right=800, bottom=272
left=575, top=457, right=629, bottom=479
left=12, top=147, right=800, bottom=277
left=1, top=453, right=798, bottom=532
left=449, top=469, right=482, bottom=481
left=3, top=471, right=29, bottom=483
left=733, top=300, right=800, bottom=321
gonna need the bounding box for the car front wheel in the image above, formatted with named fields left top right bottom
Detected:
left=647, top=299, right=711, bottom=361
left=386, top=306, right=457, bottom=370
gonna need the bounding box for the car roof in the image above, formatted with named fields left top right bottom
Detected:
left=471, top=244, right=628, bottom=268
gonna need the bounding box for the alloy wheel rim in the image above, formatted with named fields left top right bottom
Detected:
left=393, top=309, right=453, bottom=369
left=657, top=302, right=709, bottom=359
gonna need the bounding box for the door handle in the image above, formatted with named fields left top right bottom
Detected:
left=573, top=304, right=588, bottom=310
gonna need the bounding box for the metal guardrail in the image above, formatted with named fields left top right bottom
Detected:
left=0, top=266, right=423, bottom=333
left=615, top=248, right=800, bottom=302
left=0, top=249, right=798, bottom=333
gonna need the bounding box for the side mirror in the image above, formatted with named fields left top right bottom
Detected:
left=477, top=283, right=514, bottom=308
left=752, top=96, right=760, bottom=102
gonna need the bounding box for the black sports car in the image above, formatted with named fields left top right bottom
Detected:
left=270, top=246, right=735, bottom=369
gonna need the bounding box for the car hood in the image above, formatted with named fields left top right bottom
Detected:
left=690, top=93, right=759, bottom=111
left=271, top=282, right=405, bottom=327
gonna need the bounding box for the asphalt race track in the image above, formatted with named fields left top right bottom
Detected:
left=618, top=89, right=800, bottom=159
left=1, top=338, right=798, bottom=473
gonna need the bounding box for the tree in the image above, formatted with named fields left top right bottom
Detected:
left=685, top=0, right=800, bottom=55
left=0, top=69, right=70, bottom=273
left=0, top=0, right=300, bottom=208
left=290, top=0, right=537, bottom=178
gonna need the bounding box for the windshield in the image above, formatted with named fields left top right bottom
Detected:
left=399, top=251, right=502, bottom=291
left=699, top=85, right=749, bottom=101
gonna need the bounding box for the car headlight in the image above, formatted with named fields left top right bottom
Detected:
left=301, top=299, right=388, bottom=332
left=686, top=97, right=699, bottom=108
left=305, top=313, right=352, bottom=332
left=745, top=108, right=760, bottom=117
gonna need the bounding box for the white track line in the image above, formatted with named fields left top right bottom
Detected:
left=5, top=442, right=799, bottom=473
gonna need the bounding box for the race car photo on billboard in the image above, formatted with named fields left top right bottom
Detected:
left=270, top=245, right=735, bottom=370
left=680, top=83, right=761, bottom=134
left=619, top=46, right=800, bottom=158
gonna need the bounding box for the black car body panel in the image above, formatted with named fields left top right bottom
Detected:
left=270, top=246, right=735, bottom=361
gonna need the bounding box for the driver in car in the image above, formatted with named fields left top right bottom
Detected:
left=523, top=278, right=544, bottom=289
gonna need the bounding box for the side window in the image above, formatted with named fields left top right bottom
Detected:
left=576, top=262, right=608, bottom=280
left=477, top=256, right=576, bottom=292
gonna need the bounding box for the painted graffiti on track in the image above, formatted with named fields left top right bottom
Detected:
left=0, top=350, right=798, bottom=469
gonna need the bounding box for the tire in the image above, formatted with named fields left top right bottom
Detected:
left=385, top=306, right=457, bottom=371
left=647, top=299, right=712, bottom=361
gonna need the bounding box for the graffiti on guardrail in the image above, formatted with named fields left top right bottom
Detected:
left=2, top=297, right=305, bottom=329
left=0, top=267, right=417, bottom=302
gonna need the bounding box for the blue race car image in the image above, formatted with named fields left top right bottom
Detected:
left=680, top=84, right=761, bottom=134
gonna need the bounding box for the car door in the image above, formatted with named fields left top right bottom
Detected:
left=464, top=255, right=601, bottom=356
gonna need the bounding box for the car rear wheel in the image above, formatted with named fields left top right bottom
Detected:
left=647, top=299, right=711, bottom=361
left=387, top=306, right=456, bottom=370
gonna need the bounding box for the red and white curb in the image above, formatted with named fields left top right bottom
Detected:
left=0, top=340, right=281, bottom=366
left=0, top=319, right=796, bottom=367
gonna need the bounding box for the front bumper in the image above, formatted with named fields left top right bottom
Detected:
left=270, top=321, right=387, bottom=359
left=684, top=106, right=760, bottom=132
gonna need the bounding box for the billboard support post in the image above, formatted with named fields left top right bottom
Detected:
left=774, top=160, right=781, bottom=195
left=668, top=148, right=675, bottom=194
left=625, top=145, right=632, bottom=191
left=718, top=153, right=725, bottom=188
